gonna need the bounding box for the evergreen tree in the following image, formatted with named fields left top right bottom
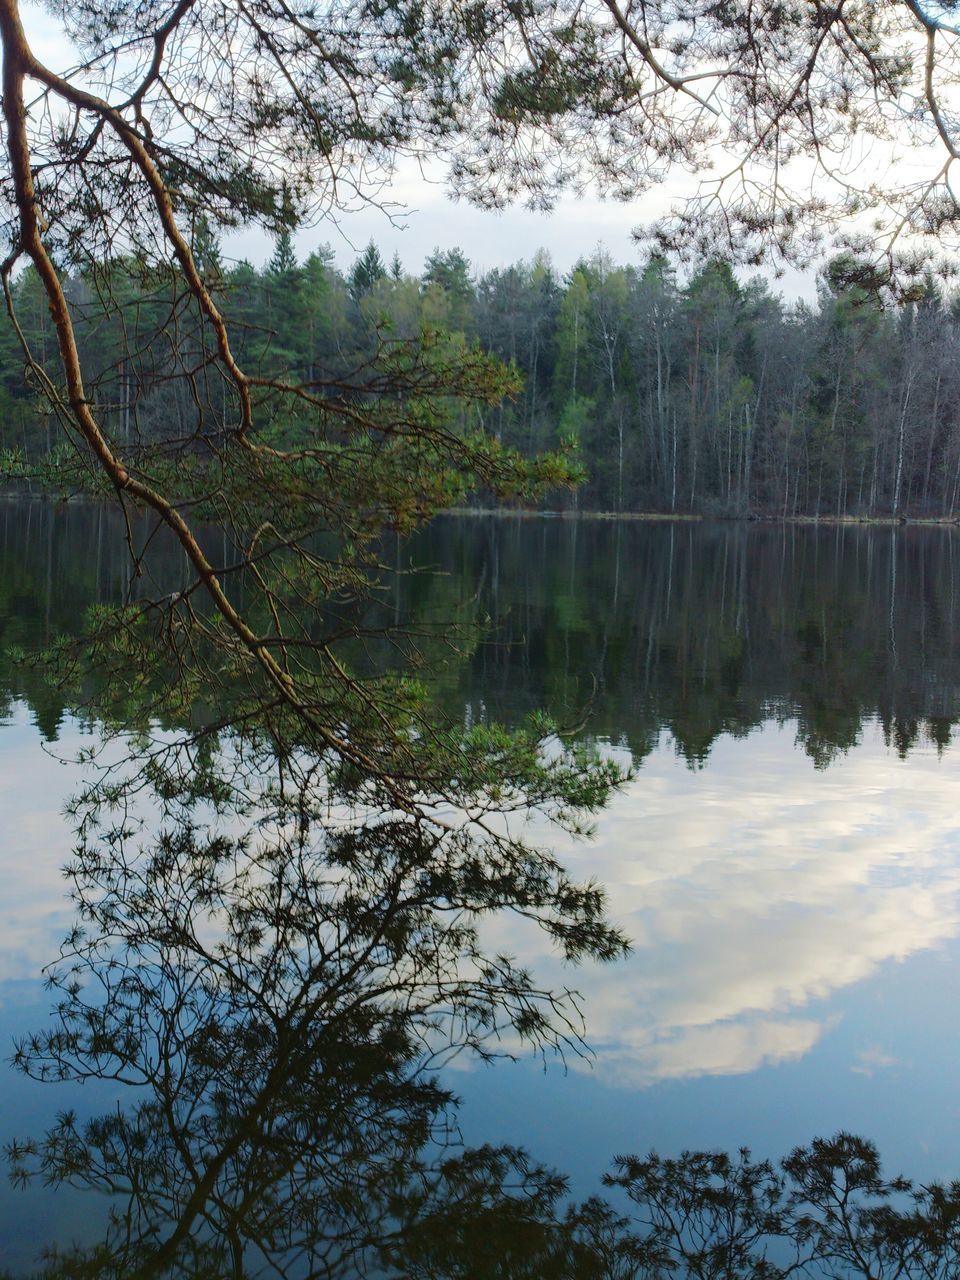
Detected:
left=267, top=228, right=298, bottom=277
left=349, top=240, right=387, bottom=301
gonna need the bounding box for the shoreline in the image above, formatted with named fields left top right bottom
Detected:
left=442, top=506, right=960, bottom=527
left=6, top=491, right=960, bottom=528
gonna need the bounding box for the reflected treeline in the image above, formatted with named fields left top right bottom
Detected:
left=401, top=516, right=960, bottom=766
left=1, top=500, right=634, bottom=1277
left=8, top=769, right=960, bottom=1277
left=9, top=793, right=615, bottom=1277
left=5, top=504, right=960, bottom=767
left=0, top=499, right=229, bottom=740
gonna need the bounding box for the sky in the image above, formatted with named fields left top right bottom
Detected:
left=476, top=721, right=960, bottom=1093
left=225, top=155, right=819, bottom=297
left=455, top=718, right=960, bottom=1194
left=20, top=1, right=821, bottom=297
left=5, top=703, right=960, bottom=1248
left=229, top=175, right=657, bottom=280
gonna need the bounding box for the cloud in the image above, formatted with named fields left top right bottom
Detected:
left=851, top=1045, right=898, bottom=1077
left=0, top=709, right=90, bottom=988
left=580, top=1015, right=832, bottom=1088
left=6, top=710, right=959, bottom=1090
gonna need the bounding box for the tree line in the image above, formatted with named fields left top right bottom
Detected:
left=6, top=240, right=960, bottom=520
left=407, top=517, right=960, bottom=768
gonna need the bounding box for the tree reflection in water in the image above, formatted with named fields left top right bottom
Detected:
left=3, top=515, right=960, bottom=1275
left=6, top=738, right=624, bottom=1277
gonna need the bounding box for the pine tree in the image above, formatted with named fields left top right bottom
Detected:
left=349, top=240, right=386, bottom=301
left=268, top=228, right=298, bottom=277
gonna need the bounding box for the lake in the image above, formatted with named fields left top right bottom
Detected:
left=3, top=502, right=960, bottom=1269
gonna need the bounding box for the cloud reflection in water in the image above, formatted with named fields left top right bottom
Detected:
left=511, top=718, right=960, bottom=1087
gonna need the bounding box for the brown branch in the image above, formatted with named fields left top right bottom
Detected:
left=0, top=0, right=413, bottom=805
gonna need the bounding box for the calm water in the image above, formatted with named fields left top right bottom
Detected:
left=4, top=503, right=960, bottom=1265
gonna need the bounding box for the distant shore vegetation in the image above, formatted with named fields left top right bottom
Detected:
left=6, top=241, right=960, bottom=522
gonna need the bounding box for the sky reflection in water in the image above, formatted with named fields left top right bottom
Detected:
left=454, top=719, right=960, bottom=1193
left=559, top=720, right=960, bottom=1087
left=5, top=706, right=960, bottom=1216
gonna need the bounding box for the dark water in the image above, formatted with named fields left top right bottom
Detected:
left=404, top=516, right=960, bottom=764
left=4, top=504, right=960, bottom=1266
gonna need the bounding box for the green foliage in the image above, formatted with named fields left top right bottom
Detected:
left=10, top=242, right=960, bottom=517
left=350, top=241, right=388, bottom=302
left=558, top=394, right=595, bottom=446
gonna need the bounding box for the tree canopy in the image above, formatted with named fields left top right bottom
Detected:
left=5, top=3, right=960, bottom=279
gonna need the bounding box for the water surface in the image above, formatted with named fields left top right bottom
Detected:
left=3, top=505, right=960, bottom=1263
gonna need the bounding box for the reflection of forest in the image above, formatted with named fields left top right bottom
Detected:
left=404, top=517, right=960, bottom=767
left=0, top=500, right=221, bottom=739
left=6, top=503, right=960, bottom=766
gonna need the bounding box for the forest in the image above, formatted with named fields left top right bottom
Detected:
left=5, top=237, right=960, bottom=520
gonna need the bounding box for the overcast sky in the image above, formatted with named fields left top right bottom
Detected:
left=230, top=179, right=652, bottom=280
left=22, top=0, right=819, bottom=298
left=225, top=162, right=820, bottom=298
